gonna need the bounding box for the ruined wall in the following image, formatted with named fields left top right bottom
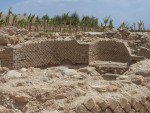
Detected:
left=0, top=47, right=13, bottom=69
left=75, top=95, right=150, bottom=113
left=89, top=40, right=131, bottom=63
left=12, top=40, right=89, bottom=69
left=0, top=39, right=132, bottom=69
left=138, top=47, right=150, bottom=59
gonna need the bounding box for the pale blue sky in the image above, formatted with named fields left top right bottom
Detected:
left=0, top=0, right=149, bottom=29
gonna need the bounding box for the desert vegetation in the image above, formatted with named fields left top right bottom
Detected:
left=0, top=8, right=147, bottom=33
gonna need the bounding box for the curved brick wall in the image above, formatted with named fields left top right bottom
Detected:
left=75, top=95, right=150, bottom=113
left=89, top=40, right=131, bottom=63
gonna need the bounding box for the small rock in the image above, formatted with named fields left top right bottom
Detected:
left=0, top=67, right=3, bottom=73
left=96, top=99, right=108, bottom=111
left=117, top=75, right=129, bottom=80
left=104, top=108, right=113, bottom=113
left=0, top=105, right=11, bottom=113
left=13, top=109, right=23, bottom=113
left=14, top=94, right=32, bottom=103
left=119, top=98, right=128, bottom=109
left=55, top=94, right=67, bottom=99
left=20, top=68, right=27, bottom=72
left=91, top=84, right=118, bottom=92
left=78, top=67, right=95, bottom=74
left=114, top=105, right=125, bottom=113
left=61, top=69, right=78, bottom=76
left=71, top=74, right=86, bottom=80
left=91, top=104, right=102, bottom=113
left=2, top=67, right=9, bottom=72
left=47, top=73, right=59, bottom=79
left=130, top=76, right=144, bottom=85
left=76, top=104, right=87, bottom=113
left=7, top=43, right=11, bottom=46
left=84, top=98, right=95, bottom=110
left=6, top=70, right=22, bottom=78
left=40, top=110, right=59, bottom=113
left=131, top=98, right=142, bottom=111
left=146, top=83, right=150, bottom=89
left=0, top=67, right=9, bottom=73
left=107, top=99, right=119, bottom=110
left=124, top=103, right=131, bottom=113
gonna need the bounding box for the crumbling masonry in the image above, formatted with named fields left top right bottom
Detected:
left=0, top=39, right=133, bottom=69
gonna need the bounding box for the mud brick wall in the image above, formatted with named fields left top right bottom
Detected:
left=0, top=39, right=132, bottom=69
left=0, top=47, right=13, bottom=69
left=12, top=40, right=89, bottom=69
left=89, top=40, right=131, bottom=63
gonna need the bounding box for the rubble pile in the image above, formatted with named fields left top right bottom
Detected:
left=0, top=65, right=149, bottom=113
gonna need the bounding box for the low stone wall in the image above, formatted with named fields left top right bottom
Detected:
left=0, top=39, right=132, bottom=69
left=89, top=39, right=131, bottom=63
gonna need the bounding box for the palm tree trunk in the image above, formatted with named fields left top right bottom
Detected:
left=75, top=25, right=78, bottom=34
left=143, top=23, right=145, bottom=31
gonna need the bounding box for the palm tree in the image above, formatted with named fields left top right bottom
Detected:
left=53, top=15, right=62, bottom=32
left=103, top=16, right=110, bottom=27
left=27, top=14, right=35, bottom=31
left=109, top=19, right=114, bottom=30
left=90, top=17, right=99, bottom=31
left=42, top=14, right=49, bottom=32
left=138, top=20, right=143, bottom=31
left=34, top=16, right=41, bottom=32
left=12, top=14, right=18, bottom=26
left=23, top=13, right=27, bottom=16
left=62, top=12, right=69, bottom=32
left=100, top=22, right=104, bottom=31
left=119, top=22, right=129, bottom=30
left=142, top=22, right=145, bottom=31
left=81, top=16, right=91, bottom=31
left=0, top=19, right=5, bottom=28
left=6, top=8, right=12, bottom=26
left=48, top=18, right=54, bottom=32
left=0, top=12, right=2, bottom=19
left=17, top=19, right=27, bottom=28
left=70, top=12, right=80, bottom=33
left=133, top=23, right=136, bottom=31
left=0, top=12, right=3, bottom=27
left=27, top=14, right=31, bottom=29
